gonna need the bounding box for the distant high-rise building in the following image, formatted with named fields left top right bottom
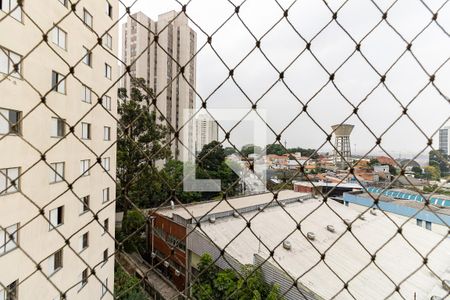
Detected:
left=195, top=114, right=219, bottom=153
left=0, top=1, right=117, bottom=299
left=121, top=11, right=197, bottom=159
left=438, top=126, right=450, bottom=156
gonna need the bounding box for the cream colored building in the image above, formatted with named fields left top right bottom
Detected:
left=195, top=113, right=219, bottom=153
left=0, top=1, right=117, bottom=299
left=121, top=11, right=197, bottom=159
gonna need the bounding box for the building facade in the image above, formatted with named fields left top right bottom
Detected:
left=121, top=11, right=197, bottom=159
left=438, top=126, right=450, bottom=156
left=195, top=113, right=219, bottom=153
left=0, top=1, right=117, bottom=299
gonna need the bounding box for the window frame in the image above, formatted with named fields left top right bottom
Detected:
left=51, top=70, right=66, bottom=94
left=0, top=279, right=18, bottom=300
left=83, top=9, right=93, bottom=29
left=51, top=117, right=65, bottom=138
left=0, top=0, right=22, bottom=22
left=0, top=223, right=19, bottom=256
left=80, top=159, right=91, bottom=177
left=104, top=33, right=113, bottom=50
left=80, top=195, right=90, bottom=215
left=52, top=26, right=67, bottom=50
left=0, top=108, right=21, bottom=135
left=102, top=187, right=110, bottom=203
left=79, top=232, right=89, bottom=252
left=103, top=126, right=111, bottom=141
left=81, top=122, right=91, bottom=140
left=105, top=1, right=112, bottom=18
left=0, top=46, right=22, bottom=78
left=102, top=95, right=111, bottom=111
left=49, top=206, right=64, bottom=230
left=103, top=218, right=109, bottom=235
left=48, top=248, right=63, bottom=276
left=0, top=167, right=20, bottom=195
left=49, top=162, right=65, bottom=183
left=104, top=63, right=112, bottom=79
left=81, top=84, right=92, bottom=103
left=82, top=46, right=92, bottom=67
left=79, top=268, right=88, bottom=290
left=102, top=157, right=110, bottom=171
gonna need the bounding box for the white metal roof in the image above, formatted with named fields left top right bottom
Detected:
left=157, top=190, right=305, bottom=220
left=196, top=198, right=450, bottom=299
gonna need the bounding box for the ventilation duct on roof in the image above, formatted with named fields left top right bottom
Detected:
left=175, top=269, right=181, bottom=277
left=307, top=232, right=316, bottom=241
left=170, top=200, right=175, bottom=210
left=359, top=215, right=366, bottom=220
left=344, top=219, right=351, bottom=225
left=163, top=261, right=170, bottom=268
left=430, top=296, right=442, bottom=300
left=281, top=201, right=286, bottom=207
left=151, top=252, right=156, bottom=258
left=283, top=240, right=292, bottom=250
left=298, top=198, right=304, bottom=203
left=258, top=206, right=264, bottom=211
left=370, top=208, right=377, bottom=216
left=209, top=216, right=216, bottom=223
left=233, top=211, right=239, bottom=218
left=326, top=225, right=336, bottom=233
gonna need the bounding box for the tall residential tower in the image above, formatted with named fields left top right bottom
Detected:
left=0, top=1, right=117, bottom=299
left=121, top=11, right=197, bottom=159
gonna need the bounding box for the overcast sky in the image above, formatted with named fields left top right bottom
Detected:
left=119, top=0, right=449, bottom=160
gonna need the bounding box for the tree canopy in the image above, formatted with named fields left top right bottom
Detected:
left=192, top=253, right=283, bottom=300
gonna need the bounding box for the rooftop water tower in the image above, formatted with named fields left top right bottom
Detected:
left=331, top=124, right=354, bottom=170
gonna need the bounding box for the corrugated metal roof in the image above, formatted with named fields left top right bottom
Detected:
left=195, top=198, right=449, bottom=299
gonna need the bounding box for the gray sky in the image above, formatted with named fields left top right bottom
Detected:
left=119, top=0, right=450, bottom=160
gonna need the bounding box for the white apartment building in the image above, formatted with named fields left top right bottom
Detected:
left=438, top=125, right=450, bottom=156
left=0, top=1, right=117, bottom=299
left=195, top=113, right=219, bottom=153
left=121, top=11, right=197, bottom=159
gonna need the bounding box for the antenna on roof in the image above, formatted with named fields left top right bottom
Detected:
left=170, top=201, right=175, bottom=210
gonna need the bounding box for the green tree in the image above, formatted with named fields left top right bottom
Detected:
left=265, top=144, right=285, bottom=156
left=160, top=160, right=202, bottom=203
left=119, top=210, right=146, bottom=253
left=224, top=147, right=238, bottom=156
left=192, top=253, right=284, bottom=300
left=198, top=141, right=226, bottom=172
left=411, top=166, right=423, bottom=178
left=424, top=165, right=441, bottom=180
left=114, top=265, right=147, bottom=300
left=117, top=78, right=171, bottom=219
left=287, top=147, right=318, bottom=159
left=241, top=144, right=262, bottom=157
left=429, top=150, right=449, bottom=176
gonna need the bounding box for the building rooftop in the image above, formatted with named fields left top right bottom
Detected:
left=194, top=198, right=450, bottom=299
left=156, top=190, right=307, bottom=221
left=293, top=181, right=363, bottom=189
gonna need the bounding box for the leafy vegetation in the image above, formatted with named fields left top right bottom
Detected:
left=114, top=265, right=147, bottom=300
left=192, top=253, right=283, bottom=300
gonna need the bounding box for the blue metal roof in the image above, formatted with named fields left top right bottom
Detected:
left=366, top=187, right=450, bottom=208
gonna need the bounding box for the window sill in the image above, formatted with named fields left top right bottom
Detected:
left=48, top=267, right=63, bottom=278
left=78, top=282, right=88, bottom=293
left=0, top=190, right=19, bottom=197
left=79, top=210, right=89, bottom=216
left=49, top=180, right=64, bottom=185
left=79, top=247, right=88, bottom=254
left=49, top=223, right=64, bottom=231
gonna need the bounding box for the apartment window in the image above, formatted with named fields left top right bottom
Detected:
left=103, top=126, right=111, bottom=141
left=52, top=26, right=67, bottom=50
left=80, top=195, right=89, bottom=214
left=103, top=218, right=109, bottom=234
left=101, top=278, right=108, bottom=297
left=416, top=219, right=423, bottom=227
left=0, top=0, right=22, bottom=21
left=80, top=268, right=88, bottom=289
left=102, top=157, right=110, bottom=171
left=0, top=167, right=19, bottom=195
left=0, top=47, right=21, bottom=77
left=49, top=206, right=64, bottom=229
left=103, top=249, right=108, bottom=263
left=0, top=280, right=18, bottom=300
left=82, top=47, right=92, bottom=67
left=425, top=221, right=432, bottom=230
left=104, top=63, right=111, bottom=79
left=79, top=232, right=89, bottom=252
left=81, top=122, right=91, bottom=140
left=102, top=95, right=111, bottom=110
left=83, top=9, right=93, bottom=28
left=48, top=249, right=63, bottom=275
left=104, top=33, right=112, bottom=50
left=58, top=0, right=68, bottom=7
left=0, top=223, right=18, bottom=255
left=81, top=84, right=92, bottom=103
left=105, top=1, right=112, bottom=17
left=80, top=159, right=90, bottom=176
left=102, top=187, right=110, bottom=203
left=51, top=71, right=66, bottom=94
left=49, top=162, right=64, bottom=183
left=0, top=108, right=21, bottom=135
left=51, top=117, right=65, bottom=138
